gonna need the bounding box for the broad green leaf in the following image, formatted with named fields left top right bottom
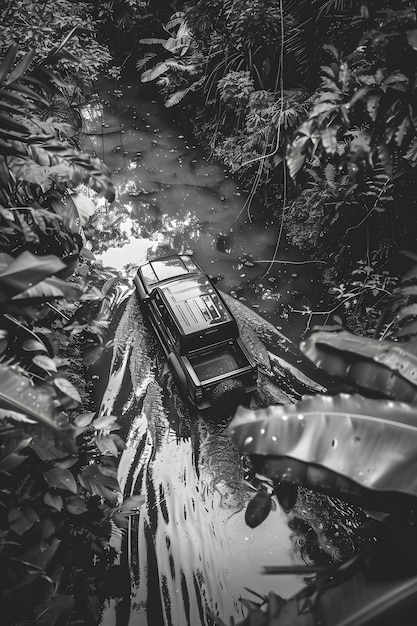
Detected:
left=0, top=44, right=18, bottom=82
left=300, top=328, right=417, bottom=401
left=93, top=414, right=118, bottom=430
left=0, top=409, right=35, bottom=424
left=13, top=275, right=83, bottom=302
left=23, top=339, right=48, bottom=352
left=112, top=495, right=145, bottom=529
left=227, top=394, right=417, bottom=511
left=0, top=364, right=60, bottom=429
left=78, top=464, right=120, bottom=503
left=53, top=378, right=82, bottom=404
left=43, top=467, right=78, bottom=494
left=83, top=344, right=103, bottom=366
left=0, top=449, right=28, bottom=472
left=321, top=126, right=338, bottom=154
left=33, top=355, right=57, bottom=372
left=66, top=192, right=95, bottom=226
left=95, top=433, right=119, bottom=456
left=53, top=457, right=78, bottom=469
left=65, top=496, right=88, bottom=515
left=102, top=276, right=117, bottom=296
left=244, top=491, right=272, bottom=528
left=44, top=492, right=63, bottom=511
left=80, top=247, right=95, bottom=260
left=35, top=593, right=75, bottom=626
left=74, top=412, right=95, bottom=427
left=0, top=251, right=66, bottom=303
left=8, top=505, right=40, bottom=535
left=6, top=50, right=36, bottom=85
left=50, top=197, right=78, bottom=231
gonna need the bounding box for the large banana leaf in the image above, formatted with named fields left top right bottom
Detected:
left=226, top=394, right=417, bottom=512
left=0, top=251, right=66, bottom=303
left=300, top=328, right=417, bottom=403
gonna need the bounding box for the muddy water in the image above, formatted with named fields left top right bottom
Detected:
left=83, top=80, right=363, bottom=626
left=81, top=78, right=323, bottom=343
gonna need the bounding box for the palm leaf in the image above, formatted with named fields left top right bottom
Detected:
left=136, top=53, right=156, bottom=71
left=165, top=87, right=191, bottom=107
left=301, top=328, right=417, bottom=401
left=6, top=50, right=36, bottom=85
left=0, top=44, right=18, bottom=82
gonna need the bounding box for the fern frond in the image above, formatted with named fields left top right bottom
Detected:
left=139, top=38, right=167, bottom=46
left=136, top=53, right=156, bottom=72
left=165, top=88, right=191, bottom=108
left=141, top=62, right=171, bottom=82
left=165, top=12, right=186, bottom=31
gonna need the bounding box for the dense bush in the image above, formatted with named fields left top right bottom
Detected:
left=135, top=0, right=417, bottom=333
left=0, top=17, right=140, bottom=624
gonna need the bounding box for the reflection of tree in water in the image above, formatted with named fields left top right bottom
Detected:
left=287, top=487, right=373, bottom=577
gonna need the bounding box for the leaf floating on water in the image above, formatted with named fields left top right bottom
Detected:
left=245, top=490, right=272, bottom=528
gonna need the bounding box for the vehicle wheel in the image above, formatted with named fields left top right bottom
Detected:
left=210, top=379, right=246, bottom=420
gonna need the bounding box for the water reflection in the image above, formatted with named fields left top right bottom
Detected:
left=81, top=81, right=324, bottom=342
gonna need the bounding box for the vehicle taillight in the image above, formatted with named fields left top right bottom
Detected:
left=195, top=387, right=203, bottom=401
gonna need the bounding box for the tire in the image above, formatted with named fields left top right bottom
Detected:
left=210, top=379, right=246, bottom=419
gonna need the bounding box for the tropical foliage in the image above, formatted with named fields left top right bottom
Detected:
left=0, top=0, right=112, bottom=84
left=0, top=21, right=138, bottom=625
left=136, top=1, right=417, bottom=334
left=225, top=272, right=417, bottom=624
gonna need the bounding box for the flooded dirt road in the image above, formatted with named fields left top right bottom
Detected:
left=82, top=79, right=366, bottom=626
left=97, top=291, right=329, bottom=626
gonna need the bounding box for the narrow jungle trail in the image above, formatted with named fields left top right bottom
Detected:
left=83, top=78, right=368, bottom=626
left=95, top=286, right=345, bottom=626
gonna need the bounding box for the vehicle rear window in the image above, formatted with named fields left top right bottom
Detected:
left=189, top=345, right=248, bottom=382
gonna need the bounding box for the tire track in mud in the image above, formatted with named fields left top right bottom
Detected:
left=99, top=292, right=323, bottom=626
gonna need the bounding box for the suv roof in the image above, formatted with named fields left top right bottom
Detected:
left=159, top=275, right=234, bottom=336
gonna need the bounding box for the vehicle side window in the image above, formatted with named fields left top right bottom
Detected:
left=153, top=291, right=180, bottom=347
